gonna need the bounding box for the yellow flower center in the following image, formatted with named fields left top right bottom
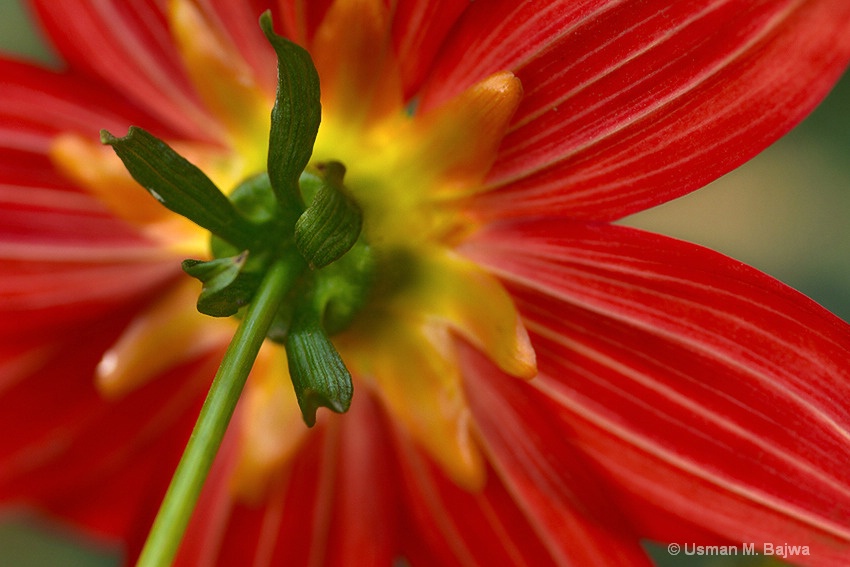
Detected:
left=49, top=0, right=537, bottom=497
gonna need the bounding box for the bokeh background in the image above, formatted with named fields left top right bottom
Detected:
left=0, top=0, right=847, bottom=565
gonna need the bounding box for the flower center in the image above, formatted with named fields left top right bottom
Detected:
left=49, top=0, right=537, bottom=494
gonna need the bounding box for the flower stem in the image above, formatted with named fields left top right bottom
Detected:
left=136, top=257, right=300, bottom=567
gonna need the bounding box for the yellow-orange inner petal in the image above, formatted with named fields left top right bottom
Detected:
left=51, top=133, right=246, bottom=256
left=391, top=248, right=537, bottom=380
left=230, top=344, right=308, bottom=503
left=51, top=133, right=172, bottom=226
left=403, top=71, right=523, bottom=199
left=168, top=0, right=272, bottom=172
left=339, top=316, right=486, bottom=490
left=313, top=69, right=535, bottom=487
left=310, top=0, right=403, bottom=132
left=96, top=279, right=232, bottom=398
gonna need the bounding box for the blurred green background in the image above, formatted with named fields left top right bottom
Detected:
left=0, top=0, right=847, bottom=565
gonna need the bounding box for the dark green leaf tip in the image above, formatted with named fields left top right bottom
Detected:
left=102, top=126, right=258, bottom=249
left=182, top=252, right=261, bottom=317
left=100, top=129, right=118, bottom=145
left=285, top=301, right=353, bottom=426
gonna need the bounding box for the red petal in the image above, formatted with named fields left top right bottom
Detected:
left=0, top=58, right=186, bottom=337
left=175, top=389, right=399, bottom=567
left=392, top=0, right=470, bottom=98
left=462, top=219, right=850, bottom=560
left=423, top=0, right=850, bottom=220
left=0, top=58, right=173, bottom=155
left=0, top=183, right=178, bottom=338
left=394, top=424, right=567, bottom=566
left=0, top=183, right=176, bottom=332
left=0, top=314, right=215, bottom=546
left=229, top=429, right=335, bottom=567
left=462, top=345, right=653, bottom=566
left=322, top=392, right=399, bottom=567
left=197, top=0, right=278, bottom=95
left=29, top=0, right=221, bottom=140
left=277, top=0, right=334, bottom=45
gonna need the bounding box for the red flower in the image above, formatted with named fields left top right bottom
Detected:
left=2, top=0, right=850, bottom=565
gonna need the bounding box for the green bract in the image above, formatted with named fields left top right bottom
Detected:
left=295, top=162, right=363, bottom=269
left=260, top=10, right=322, bottom=221
left=101, top=13, right=369, bottom=427
left=285, top=290, right=354, bottom=427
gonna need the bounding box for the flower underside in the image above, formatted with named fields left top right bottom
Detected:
left=50, top=0, right=537, bottom=493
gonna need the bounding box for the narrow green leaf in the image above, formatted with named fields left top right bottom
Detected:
left=259, top=11, right=321, bottom=219
left=285, top=296, right=353, bottom=426
left=101, top=127, right=257, bottom=248
left=294, top=162, right=362, bottom=269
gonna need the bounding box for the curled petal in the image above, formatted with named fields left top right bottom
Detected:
left=423, top=0, right=850, bottom=220
left=463, top=219, right=850, bottom=559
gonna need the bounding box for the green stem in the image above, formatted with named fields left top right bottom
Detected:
left=136, top=257, right=300, bottom=567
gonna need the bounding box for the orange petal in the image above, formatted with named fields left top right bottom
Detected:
left=313, top=72, right=522, bottom=251
left=51, top=133, right=171, bottom=226
left=409, top=71, right=523, bottom=197
left=96, top=279, right=231, bottom=398
left=342, top=317, right=486, bottom=490
left=168, top=0, right=271, bottom=170
left=52, top=131, right=254, bottom=256
left=310, top=0, right=402, bottom=130
left=395, top=248, right=537, bottom=380
left=230, top=344, right=308, bottom=503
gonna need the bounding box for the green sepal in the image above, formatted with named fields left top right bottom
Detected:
left=259, top=11, right=321, bottom=221
left=101, top=127, right=257, bottom=249
left=295, top=162, right=363, bottom=269
left=210, top=172, right=289, bottom=258
left=284, top=293, right=353, bottom=427
left=314, top=239, right=375, bottom=335
left=227, top=172, right=280, bottom=224
left=182, top=253, right=261, bottom=317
